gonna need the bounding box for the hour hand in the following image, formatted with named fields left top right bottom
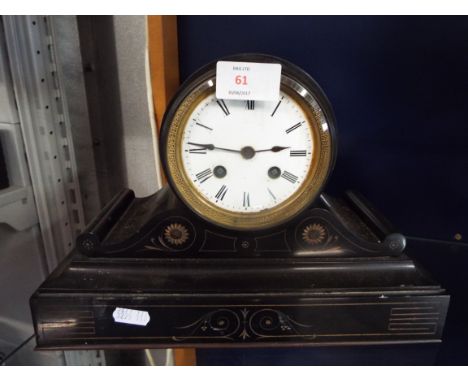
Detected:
left=255, top=146, right=290, bottom=153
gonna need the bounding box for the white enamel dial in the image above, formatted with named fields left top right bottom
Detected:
left=181, top=91, right=314, bottom=213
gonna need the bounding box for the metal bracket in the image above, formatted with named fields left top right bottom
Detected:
left=3, top=16, right=86, bottom=270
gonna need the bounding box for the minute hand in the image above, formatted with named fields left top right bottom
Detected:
left=187, top=142, right=242, bottom=153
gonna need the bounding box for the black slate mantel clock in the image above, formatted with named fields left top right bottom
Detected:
left=30, top=54, right=449, bottom=350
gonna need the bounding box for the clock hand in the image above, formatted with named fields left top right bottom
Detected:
left=187, top=142, right=242, bottom=153
left=255, top=146, right=290, bottom=153
left=188, top=143, right=290, bottom=158
left=187, top=142, right=214, bottom=150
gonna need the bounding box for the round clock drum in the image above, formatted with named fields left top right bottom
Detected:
left=160, top=54, right=337, bottom=231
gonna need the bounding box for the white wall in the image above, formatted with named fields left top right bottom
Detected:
left=112, top=16, right=162, bottom=197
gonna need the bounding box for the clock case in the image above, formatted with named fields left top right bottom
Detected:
left=30, top=55, right=449, bottom=350
left=159, top=53, right=337, bottom=230
left=30, top=185, right=449, bottom=349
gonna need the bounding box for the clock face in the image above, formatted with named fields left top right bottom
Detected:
left=162, top=59, right=335, bottom=231
left=181, top=92, right=314, bottom=213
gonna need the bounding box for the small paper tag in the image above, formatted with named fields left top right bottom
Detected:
left=113, top=307, right=150, bottom=326
left=216, top=61, right=282, bottom=101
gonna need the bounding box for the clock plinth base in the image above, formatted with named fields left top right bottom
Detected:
left=30, top=187, right=449, bottom=349
left=31, top=251, right=448, bottom=349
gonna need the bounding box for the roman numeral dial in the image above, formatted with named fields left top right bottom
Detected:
left=216, top=99, right=230, bottom=116
left=285, top=121, right=304, bottom=134
left=215, top=185, right=228, bottom=201
left=188, top=148, right=207, bottom=154
left=195, top=168, right=213, bottom=183
left=281, top=171, right=299, bottom=183
left=290, top=150, right=307, bottom=157
left=181, top=90, right=314, bottom=214
left=243, top=192, right=250, bottom=208
left=271, top=96, right=284, bottom=117
left=163, top=53, right=337, bottom=233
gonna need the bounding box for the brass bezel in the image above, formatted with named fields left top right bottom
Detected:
left=166, top=75, right=333, bottom=230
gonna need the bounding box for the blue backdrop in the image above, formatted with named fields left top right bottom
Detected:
left=178, top=15, right=468, bottom=242
left=177, top=16, right=468, bottom=365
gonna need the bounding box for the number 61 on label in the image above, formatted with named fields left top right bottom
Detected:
left=235, top=75, right=248, bottom=85
left=216, top=61, right=282, bottom=101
